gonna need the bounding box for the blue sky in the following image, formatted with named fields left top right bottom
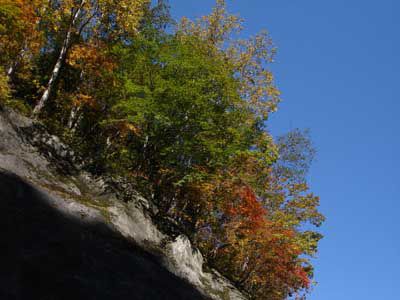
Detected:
left=170, top=1, right=400, bottom=299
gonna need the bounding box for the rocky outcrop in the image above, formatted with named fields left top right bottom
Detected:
left=0, top=107, right=247, bottom=300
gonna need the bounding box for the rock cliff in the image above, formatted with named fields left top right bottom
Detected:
left=0, top=106, right=247, bottom=300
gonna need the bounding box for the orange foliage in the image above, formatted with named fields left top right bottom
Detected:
left=0, top=0, right=43, bottom=74
left=68, top=43, right=116, bottom=76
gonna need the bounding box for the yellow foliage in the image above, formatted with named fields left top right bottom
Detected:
left=0, top=68, right=10, bottom=102
left=177, top=0, right=280, bottom=120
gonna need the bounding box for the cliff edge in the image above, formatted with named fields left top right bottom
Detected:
left=0, top=106, right=247, bottom=300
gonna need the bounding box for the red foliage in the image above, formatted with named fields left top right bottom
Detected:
left=195, top=178, right=312, bottom=299
left=224, top=185, right=267, bottom=229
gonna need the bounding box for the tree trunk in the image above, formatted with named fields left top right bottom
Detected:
left=7, top=46, right=27, bottom=78
left=33, top=1, right=86, bottom=116
left=7, top=65, right=15, bottom=78
left=67, top=105, right=81, bottom=130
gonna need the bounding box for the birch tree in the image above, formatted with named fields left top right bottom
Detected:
left=33, top=0, right=149, bottom=116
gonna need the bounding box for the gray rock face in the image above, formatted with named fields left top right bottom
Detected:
left=0, top=107, right=247, bottom=300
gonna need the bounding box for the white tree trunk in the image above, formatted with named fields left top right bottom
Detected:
left=7, top=65, right=14, bottom=77
left=67, top=105, right=82, bottom=131
left=33, top=1, right=86, bottom=116
left=7, top=47, right=27, bottom=78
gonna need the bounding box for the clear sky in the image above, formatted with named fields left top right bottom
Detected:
left=169, top=0, right=400, bottom=299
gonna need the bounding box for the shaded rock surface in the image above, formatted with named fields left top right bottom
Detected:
left=0, top=107, right=247, bottom=300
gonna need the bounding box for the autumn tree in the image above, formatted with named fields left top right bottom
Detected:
left=186, top=138, right=322, bottom=299
left=33, top=0, right=150, bottom=115
left=0, top=0, right=43, bottom=80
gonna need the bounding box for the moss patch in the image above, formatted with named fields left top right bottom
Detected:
left=38, top=176, right=113, bottom=224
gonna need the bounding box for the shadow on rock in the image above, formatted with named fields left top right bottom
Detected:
left=0, top=170, right=207, bottom=300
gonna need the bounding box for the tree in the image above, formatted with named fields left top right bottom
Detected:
left=0, top=0, right=43, bottom=79
left=33, top=0, right=150, bottom=116
left=102, top=33, right=251, bottom=197
left=177, top=0, right=280, bottom=121
left=190, top=147, right=321, bottom=300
